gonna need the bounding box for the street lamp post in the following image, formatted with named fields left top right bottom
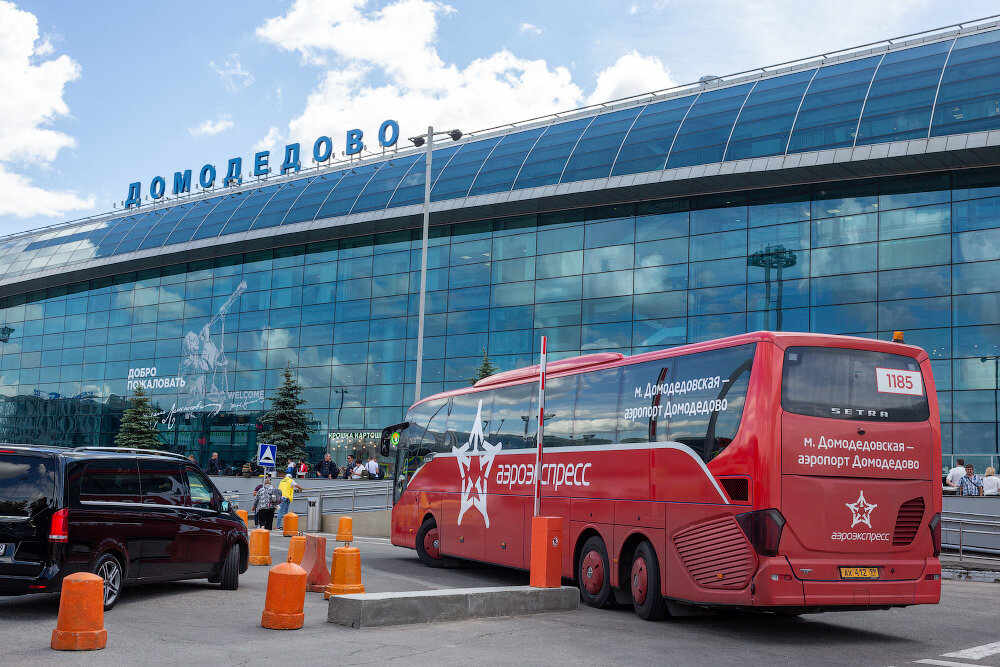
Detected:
left=409, top=126, right=462, bottom=402
left=747, top=245, right=796, bottom=330
left=981, top=355, right=1000, bottom=455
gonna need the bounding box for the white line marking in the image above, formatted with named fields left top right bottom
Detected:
left=914, top=659, right=984, bottom=667
left=942, top=641, right=1000, bottom=660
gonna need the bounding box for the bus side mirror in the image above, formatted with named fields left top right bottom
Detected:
left=380, top=422, right=408, bottom=457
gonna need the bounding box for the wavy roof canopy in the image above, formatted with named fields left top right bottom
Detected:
left=2, top=25, right=1000, bottom=281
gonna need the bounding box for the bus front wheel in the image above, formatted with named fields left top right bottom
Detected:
left=630, top=540, right=667, bottom=621
left=415, top=518, right=445, bottom=568
left=577, top=536, right=612, bottom=608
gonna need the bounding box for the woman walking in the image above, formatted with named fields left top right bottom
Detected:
left=253, top=474, right=278, bottom=530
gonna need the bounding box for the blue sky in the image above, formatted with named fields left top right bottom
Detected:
left=1, top=0, right=998, bottom=237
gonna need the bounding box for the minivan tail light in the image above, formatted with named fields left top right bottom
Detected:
left=49, top=508, right=69, bottom=543
left=928, top=512, right=941, bottom=557
left=736, top=509, right=786, bottom=557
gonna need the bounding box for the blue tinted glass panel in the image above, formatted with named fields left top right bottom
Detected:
left=252, top=178, right=314, bottom=229
left=113, top=211, right=161, bottom=253
left=514, top=117, right=593, bottom=190
left=316, top=162, right=385, bottom=219
left=431, top=138, right=501, bottom=202
left=561, top=106, right=643, bottom=183
left=219, top=184, right=282, bottom=235
left=137, top=205, right=192, bottom=250
left=388, top=144, right=461, bottom=208
left=94, top=214, right=146, bottom=257
left=350, top=154, right=421, bottom=213
left=725, top=70, right=815, bottom=161
left=191, top=191, right=251, bottom=241
left=162, top=198, right=223, bottom=246
left=856, top=40, right=952, bottom=145
left=612, top=96, right=695, bottom=176
left=932, top=30, right=1000, bottom=136
left=468, top=127, right=544, bottom=196
left=788, top=55, right=881, bottom=153
left=281, top=171, right=347, bottom=226
left=667, top=83, right=754, bottom=169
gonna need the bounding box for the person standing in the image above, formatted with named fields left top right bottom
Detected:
left=253, top=474, right=277, bottom=530
left=366, top=455, right=380, bottom=480
left=342, top=455, right=356, bottom=479
left=276, top=473, right=303, bottom=529
left=958, top=464, right=984, bottom=497
left=206, top=452, right=221, bottom=476
left=982, top=466, right=1000, bottom=496
left=317, top=453, right=338, bottom=479
left=946, top=459, right=966, bottom=488
left=286, top=460, right=296, bottom=478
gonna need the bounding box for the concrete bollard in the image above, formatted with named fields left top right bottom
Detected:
left=261, top=562, right=308, bottom=630
left=51, top=572, right=107, bottom=651
left=283, top=512, right=299, bottom=537
left=529, top=516, right=563, bottom=588
left=249, top=528, right=272, bottom=566
left=287, top=535, right=306, bottom=564
left=301, top=535, right=331, bottom=593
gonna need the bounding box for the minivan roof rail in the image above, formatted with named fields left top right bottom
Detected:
left=72, top=446, right=191, bottom=461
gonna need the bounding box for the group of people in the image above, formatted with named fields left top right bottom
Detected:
left=314, top=453, right=382, bottom=480
left=945, top=459, right=1000, bottom=496
left=249, top=472, right=303, bottom=531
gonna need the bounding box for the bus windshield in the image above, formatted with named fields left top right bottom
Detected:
left=781, top=346, right=929, bottom=422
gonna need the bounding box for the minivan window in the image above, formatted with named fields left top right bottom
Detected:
left=186, top=468, right=215, bottom=510
left=79, top=461, right=140, bottom=504
left=138, top=461, right=187, bottom=506
left=0, top=453, right=55, bottom=517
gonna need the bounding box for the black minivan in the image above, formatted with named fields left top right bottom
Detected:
left=0, top=445, right=249, bottom=609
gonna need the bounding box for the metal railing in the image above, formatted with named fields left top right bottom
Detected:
left=221, top=481, right=392, bottom=516
left=941, top=511, right=1000, bottom=560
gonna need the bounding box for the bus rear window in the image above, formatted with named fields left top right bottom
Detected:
left=781, top=346, right=929, bottom=422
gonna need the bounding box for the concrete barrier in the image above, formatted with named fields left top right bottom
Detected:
left=327, top=586, right=579, bottom=628
left=322, top=510, right=390, bottom=538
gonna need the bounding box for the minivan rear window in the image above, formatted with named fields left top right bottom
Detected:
left=781, top=346, right=930, bottom=422
left=80, top=461, right=140, bottom=504
left=139, top=461, right=187, bottom=506
left=0, top=453, right=55, bottom=517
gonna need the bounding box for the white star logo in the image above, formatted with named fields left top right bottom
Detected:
left=453, top=399, right=502, bottom=527
left=845, top=490, right=877, bottom=529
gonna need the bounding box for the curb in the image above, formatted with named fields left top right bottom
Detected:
left=941, top=568, right=1000, bottom=583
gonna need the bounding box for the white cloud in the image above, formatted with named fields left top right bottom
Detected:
left=253, top=126, right=284, bottom=153
left=519, top=22, right=541, bottom=35
left=257, top=0, right=676, bottom=158
left=188, top=115, right=235, bottom=138
left=0, top=2, right=92, bottom=218
left=587, top=50, right=676, bottom=105
left=628, top=4, right=639, bottom=14
left=210, top=53, right=255, bottom=93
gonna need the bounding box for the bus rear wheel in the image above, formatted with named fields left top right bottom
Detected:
left=630, top=540, right=667, bottom=621
left=577, top=536, right=612, bottom=608
left=415, top=518, right=445, bottom=568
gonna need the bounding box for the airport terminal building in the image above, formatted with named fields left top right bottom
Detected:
left=2, top=20, right=1000, bottom=471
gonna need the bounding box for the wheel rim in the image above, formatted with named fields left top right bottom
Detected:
left=581, top=550, right=604, bottom=594
left=631, top=556, right=648, bottom=606
left=98, top=559, right=121, bottom=607
left=423, top=528, right=441, bottom=560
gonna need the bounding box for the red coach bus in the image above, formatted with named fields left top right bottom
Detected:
left=385, top=331, right=941, bottom=619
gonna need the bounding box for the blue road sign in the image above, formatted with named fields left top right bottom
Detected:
left=257, top=443, right=276, bottom=468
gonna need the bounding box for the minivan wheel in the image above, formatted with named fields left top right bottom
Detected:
left=219, top=545, right=240, bottom=590
left=93, top=552, right=123, bottom=611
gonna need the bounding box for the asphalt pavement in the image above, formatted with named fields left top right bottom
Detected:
left=2, top=533, right=999, bottom=666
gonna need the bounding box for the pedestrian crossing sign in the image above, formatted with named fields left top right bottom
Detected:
left=257, top=443, right=276, bottom=468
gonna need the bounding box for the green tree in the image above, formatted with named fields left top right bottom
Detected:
left=469, top=348, right=500, bottom=386
left=258, top=365, right=313, bottom=469
left=114, top=385, right=163, bottom=450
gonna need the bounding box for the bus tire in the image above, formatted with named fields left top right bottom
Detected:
left=577, top=536, right=612, bottom=608
left=630, top=540, right=667, bottom=621
left=415, top=518, right=446, bottom=568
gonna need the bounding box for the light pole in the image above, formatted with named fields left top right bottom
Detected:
left=409, top=126, right=462, bottom=401
left=747, top=245, right=796, bottom=330
left=981, top=355, right=1000, bottom=454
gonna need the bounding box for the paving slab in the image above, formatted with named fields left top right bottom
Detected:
left=327, top=585, right=579, bottom=628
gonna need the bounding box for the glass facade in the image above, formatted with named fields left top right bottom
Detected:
left=2, top=167, right=1000, bottom=472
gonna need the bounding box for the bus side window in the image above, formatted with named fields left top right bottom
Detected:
left=574, top=368, right=622, bottom=446
left=542, top=375, right=578, bottom=448
left=489, top=383, right=533, bottom=449
left=445, top=391, right=493, bottom=450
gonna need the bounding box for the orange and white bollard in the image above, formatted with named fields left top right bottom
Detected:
left=282, top=512, right=299, bottom=537
left=324, top=516, right=365, bottom=598
left=261, top=562, right=307, bottom=630
left=249, top=528, right=272, bottom=566
left=287, top=535, right=306, bottom=564
left=51, top=572, right=107, bottom=651
left=236, top=509, right=249, bottom=525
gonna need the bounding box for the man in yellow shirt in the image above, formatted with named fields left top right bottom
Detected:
left=276, top=473, right=303, bottom=530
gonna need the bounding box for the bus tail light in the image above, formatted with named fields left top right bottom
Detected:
left=736, top=509, right=785, bottom=557
left=928, top=512, right=941, bottom=557
left=49, top=509, right=69, bottom=543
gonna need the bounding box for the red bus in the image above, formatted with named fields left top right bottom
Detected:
left=385, top=331, right=941, bottom=619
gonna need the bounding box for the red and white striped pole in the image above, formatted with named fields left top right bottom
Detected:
left=533, top=335, right=547, bottom=517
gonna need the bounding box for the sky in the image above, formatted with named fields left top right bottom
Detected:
left=1, top=0, right=998, bottom=238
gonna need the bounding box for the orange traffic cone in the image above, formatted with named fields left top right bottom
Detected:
left=324, top=516, right=364, bottom=598
left=261, top=562, right=307, bottom=630
left=283, top=512, right=299, bottom=537
left=287, top=535, right=306, bottom=564
left=300, top=535, right=330, bottom=593
left=51, top=572, right=107, bottom=651
left=236, top=509, right=249, bottom=525
left=249, top=528, right=272, bottom=566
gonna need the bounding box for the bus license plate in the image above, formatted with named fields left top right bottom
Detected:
left=840, top=567, right=879, bottom=579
